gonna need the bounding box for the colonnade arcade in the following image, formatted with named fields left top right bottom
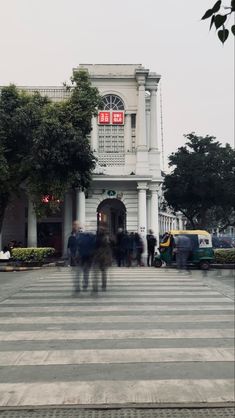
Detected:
left=26, top=180, right=161, bottom=255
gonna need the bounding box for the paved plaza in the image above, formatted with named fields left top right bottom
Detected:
left=0, top=267, right=234, bottom=412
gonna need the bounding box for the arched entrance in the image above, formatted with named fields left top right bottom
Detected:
left=97, top=199, right=126, bottom=238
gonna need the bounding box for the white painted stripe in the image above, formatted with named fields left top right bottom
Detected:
left=0, top=348, right=234, bottom=366
left=0, top=305, right=233, bottom=313
left=26, top=286, right=211, bottom=290
left=0, top=314, right=233, bottom=324
left=0, top=328, right=233, bottom=341
left=2, top=297, right=231, bottom=304
left=0, top=347, right=234, bottom=366
left=16, top=291, right=221, bottom=297
left=0, top=379, right=233, bottom=406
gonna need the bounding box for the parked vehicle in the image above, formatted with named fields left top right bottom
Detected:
left=154, top=230, right=214, bottom=270
left=212, top=236, right=234, bottom=249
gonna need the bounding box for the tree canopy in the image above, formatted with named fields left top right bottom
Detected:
left=201, top=0, right=235, bottom=43
left=163, top=133, right=235, bottom=231
left=0, top=70, right=101, bottom=233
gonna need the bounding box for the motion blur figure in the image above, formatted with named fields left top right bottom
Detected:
left=174, top=234, right=192, bottom=271
left=92, top=228, right=112, bottom=292
left=134, top=232, right=144, bottom=266
left=76, top=227, right=96, bottom=291
left=116, top=228, right=126, bottom=267
left=67, top=230, right=77, bottom=266
left=146, top=229, right=157, bottom=267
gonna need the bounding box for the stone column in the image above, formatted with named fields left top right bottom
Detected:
left=124, top=113, right=132, bottom=152
left=90, top=116, right=98, bottom=152
left=146, top=104, right=151, bottom=149
left=136, top=79, right=147, bottom=150
left=137, top=182, right=147, bottom=238
left=27, top=197, right=37, bottom=247
left=149, top=86, right=158, bottom=150
left=178, top=213, right=183, bottom=230
left=149, top=185, right=159, bottom=246
left=76, top=188, right=86, bottom=228
left=63, top=191, right=73, bottom=256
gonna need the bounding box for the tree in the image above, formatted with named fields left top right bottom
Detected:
left=0, top=85, right=49, bottom=239
left=201, top=0, right=235, bottom=43
left=163, top=133, right=235, bottom=230
left=27, top=70, right=102, bottom=215
left=0, top=70, right=102, bottom=241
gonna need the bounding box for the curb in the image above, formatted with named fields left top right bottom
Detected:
left=0, top=262, right=57, bottom=272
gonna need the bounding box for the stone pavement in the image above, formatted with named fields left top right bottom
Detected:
left=0, top=407, right=234, bottom=417
left=0, top=267, right=234, bottom=408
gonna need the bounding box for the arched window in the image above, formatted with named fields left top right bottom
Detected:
left=102, top=94, right=124, bottom=110
left=98, top=94, right=125, bottom=166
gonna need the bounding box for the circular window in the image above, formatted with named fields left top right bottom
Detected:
left=102, top=94, right=125, bottom=110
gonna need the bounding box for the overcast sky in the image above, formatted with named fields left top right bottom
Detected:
left=0, top=0, right=234, bottom=167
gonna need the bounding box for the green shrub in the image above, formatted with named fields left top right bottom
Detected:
left=214, top=249, right=235, bottom=264
left=12, top=247, right=55, bottom=263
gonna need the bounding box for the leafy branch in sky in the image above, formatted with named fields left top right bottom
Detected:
left=201, top=0, right=235, bottom=43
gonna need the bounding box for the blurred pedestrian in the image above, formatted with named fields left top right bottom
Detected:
left=92, top=228, right=112, bottom=292
left=116, top=228, right=125, bottom=267
left=146, top=229, right=157, bottom=267
left=76, top=228, right=96, bottom=291
left=174, top=234, right=192, bottom=271
left=126, top=232, right=135, bottom=267
left=134, top=233, right=144, bottom=266
left=67, top=230, right=77, bottom=266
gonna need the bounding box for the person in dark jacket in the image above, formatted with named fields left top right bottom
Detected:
left=92, top=228, right=112, bottom=292
left=67, top=231, right=77, bottom=266
left=174, top=234, right=192, bottom=271
left=146, top=229, right=157, bottom=267
left=116, top=228, right=126, bottom=267
left=134, top=233, right=144, bottom=266
left=76, top=230, right=96, bottom=291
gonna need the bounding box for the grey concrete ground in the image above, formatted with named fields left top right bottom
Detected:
left=0, top=266, right=234, bottom=411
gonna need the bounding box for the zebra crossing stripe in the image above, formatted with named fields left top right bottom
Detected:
left=0, top=347, right=234, bottom=366
left=0, top=328, right=233, bottom=341
left=0, top=379, right=233, bottom=406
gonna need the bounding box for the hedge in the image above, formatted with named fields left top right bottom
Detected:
left=12, top=247, right=55, bottom=263
left=214, top=249, right=235, bottom=264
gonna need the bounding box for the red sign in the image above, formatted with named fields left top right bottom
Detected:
left=98, top=112, right=110, bottom=124
left=42, top=195, right=60, bottom=204
left=112, top=111, right=124, bottom=125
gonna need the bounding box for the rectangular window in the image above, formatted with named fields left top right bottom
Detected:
left=131, top=114, right=136, bottom=129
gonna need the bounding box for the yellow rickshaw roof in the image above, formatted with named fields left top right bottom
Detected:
left=169, top=230, right=211, bottom=236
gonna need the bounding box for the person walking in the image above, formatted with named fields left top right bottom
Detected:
left=74, top=227, right=95, bottom=293
left=116, top=228, right=126, bottom=267
left=146, top=229, right=157, bottom=267
left=92, top=228, right=112, bottom=292
left=67, top=231, right=77, bottom=266
left=134, top=233, right=144, bottom=266
left=174, top=234, right=192, bottom=271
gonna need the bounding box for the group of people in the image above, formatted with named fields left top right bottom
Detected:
left=67, top=223, right=158, bottom=292
left=67, top=222, right=112, bottom=293
left=115, top=229, right=144, bottom=267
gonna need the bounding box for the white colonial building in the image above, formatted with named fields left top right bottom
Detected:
left=1, top=64, right=183, bottom=254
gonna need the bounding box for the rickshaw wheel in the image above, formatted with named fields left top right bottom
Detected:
left=199, top=260, right=210, bottom=270
left=154, top=259, right=162, bottom=268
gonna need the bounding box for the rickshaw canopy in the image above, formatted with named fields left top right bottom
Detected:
left=169, top=230, right=210, bottom=236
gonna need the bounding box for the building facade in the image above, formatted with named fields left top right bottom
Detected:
left=1, top=64, right=182, bottom=254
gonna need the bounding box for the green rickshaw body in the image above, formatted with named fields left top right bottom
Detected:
left=154, top=230, right=214, bottom=269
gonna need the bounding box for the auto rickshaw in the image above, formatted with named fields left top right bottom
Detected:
left=154, top=230, right=214, bottom=270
